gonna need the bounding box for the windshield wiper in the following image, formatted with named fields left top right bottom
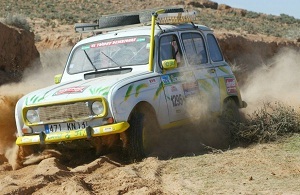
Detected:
left=101, top=51, right=120, bottom=67
left=83, top=50, right=97, bottom=71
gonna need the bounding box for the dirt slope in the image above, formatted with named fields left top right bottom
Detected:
left=1, top=135, right=300, bottom=194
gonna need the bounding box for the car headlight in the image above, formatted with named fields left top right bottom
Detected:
left=26, top=109, right=40, bottom=123
left=91, top=101, right=104, bottom=115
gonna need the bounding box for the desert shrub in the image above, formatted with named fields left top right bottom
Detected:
left=245, top=11, right=260, bottom=19
left=228, top=102, right=300, bottom=144
left=278, top=13, right=298, bottom=24
left=1, top=13, right=30, bottom=31
left=1, top=13, right=28, bottom=30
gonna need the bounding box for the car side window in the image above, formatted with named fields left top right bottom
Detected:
left=207, top=34, right=223, bottom=62
left=159, top=34, right=184, bottom=67
left=181, top=32, right=207, bottom=65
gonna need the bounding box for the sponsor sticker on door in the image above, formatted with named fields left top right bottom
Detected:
left=225, top=78, right=237, bottom=94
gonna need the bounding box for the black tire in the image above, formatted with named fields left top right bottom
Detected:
left=221, top=98, right=241, bottom=123
left=98, top=14, right=140, bottom=28
left=126, top=105, right=159, bottom=162
left=139, top=7, right=185, bottom=24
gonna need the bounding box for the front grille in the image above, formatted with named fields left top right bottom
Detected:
left=38, top=102, right=91, bottom=123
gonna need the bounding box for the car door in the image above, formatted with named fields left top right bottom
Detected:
left=180, top=31, right=221, bottom=115
left=159, top=33, right=196, bottom=122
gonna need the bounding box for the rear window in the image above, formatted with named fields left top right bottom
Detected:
left=207, top=34, right=223, bottom=62
left=181, top=32, right=208, bottom=65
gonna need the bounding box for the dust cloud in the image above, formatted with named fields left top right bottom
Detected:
left=0, top=48, right=69, bottom=168
left=172, top=48, right=300, bottom=155
left=241, top=48, right=300, bottom=113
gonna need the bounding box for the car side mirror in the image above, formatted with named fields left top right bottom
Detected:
left=54, top=74, right=62, bottom=84
left=162, top=59, right=177, bottom=70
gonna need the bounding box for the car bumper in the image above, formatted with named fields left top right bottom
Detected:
left=16, top=122, right=130, bottom=146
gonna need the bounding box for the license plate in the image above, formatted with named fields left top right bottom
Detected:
left=44, top=122, right=88, bottom=133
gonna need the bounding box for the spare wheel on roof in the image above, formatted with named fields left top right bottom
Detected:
left=98, top=13, right=140, bottom=28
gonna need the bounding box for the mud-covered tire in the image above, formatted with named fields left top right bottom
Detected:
left=127, top=105, right=159, bottom=162
left=221, top=98, right=241, bottom=123
left=139, top=7, right=185, bottom=24
left=98, top=14, right=140, bottom=28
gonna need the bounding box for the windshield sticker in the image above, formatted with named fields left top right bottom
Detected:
left=81, top=45, right=90, bottom=50
left=136, top=38, right=146, bottom=42
left=54, top=86, right=88, bottom=96
left=90, top=38, right=137, bottom=48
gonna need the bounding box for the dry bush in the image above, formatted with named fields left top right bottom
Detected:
left=1, top=13, right=30, bottom=31
left=228, top=101, right=300, bottom=144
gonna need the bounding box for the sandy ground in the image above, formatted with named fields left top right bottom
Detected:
left=0, top=134, right=299, bottom=194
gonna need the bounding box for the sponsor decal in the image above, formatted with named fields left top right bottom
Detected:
left=171, top=94, right=184, bottom=107
left=103, top=127, right=113, bottom=132
left=225, top=78, right=237, bottom=94
left=161, top=75, right=171, bottom=85
left=148, top=78, right=157, bottom=85
left=171, top=86, right=178, bottom=92
left=26, top=94, right=44, bottom=105
left=90, top=38, right=137, bottom=48
left=169, top=73, right=185, bottom=83
left=54, top=86, right=88, bottom=96
left=89, top=86, right=110, bottom=95
left=182, top=82, right=199, bottom=97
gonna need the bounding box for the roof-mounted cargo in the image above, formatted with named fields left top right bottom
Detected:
left=73, top=6, right=198, bottom=35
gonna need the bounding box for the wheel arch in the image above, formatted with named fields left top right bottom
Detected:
left=222, top=96, right=239, bottom=109
left=127, top=101, right=157, bottom=121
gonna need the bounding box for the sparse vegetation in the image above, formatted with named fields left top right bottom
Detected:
left=228, top=102, right=300, bottom=144
left=1, top=13, right=30, bottom=31
left=0, top=0, right=300, bottom=39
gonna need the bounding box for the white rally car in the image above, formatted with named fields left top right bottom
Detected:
left=15, top=9, right=246, bottom=160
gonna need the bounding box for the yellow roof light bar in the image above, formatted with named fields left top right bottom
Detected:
left=157, top=11, right=197, bottom=25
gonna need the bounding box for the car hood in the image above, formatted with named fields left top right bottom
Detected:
left=23, top=71, right=146, bottom=106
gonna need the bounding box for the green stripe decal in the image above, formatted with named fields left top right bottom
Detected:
left=124, top=84, right=134, bottom=101
left=218, top=66, right=230, bottom=74
left=135, top=83, right=148, bottom=97
left=154, top=82, right=164, bottom=100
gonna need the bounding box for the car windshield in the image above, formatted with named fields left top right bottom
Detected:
left=68, top=36, right=150, bottom=74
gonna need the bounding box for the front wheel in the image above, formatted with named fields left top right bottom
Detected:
left=126, top=106, right=159, bottom=162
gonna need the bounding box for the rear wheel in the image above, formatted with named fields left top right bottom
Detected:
left=126, top=105, right=159, bottom=162
left=221, top=98, right=241, bottom=123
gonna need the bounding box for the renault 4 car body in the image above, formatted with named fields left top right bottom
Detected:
left=15, top=10, right=246, bottom=160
